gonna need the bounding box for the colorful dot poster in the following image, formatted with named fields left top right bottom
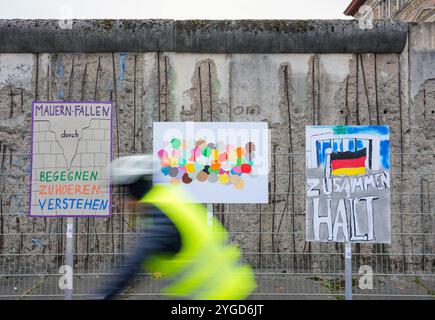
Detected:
left=153, top=122, right=269, bottom=203
left=306, top=126, right=391, bottom=243
left=29, top=102, right=112, bottom=217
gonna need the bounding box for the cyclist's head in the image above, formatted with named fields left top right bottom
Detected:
left=109, top=155, right=156, bottom=185
left=109, top=155, right=158, bottom=199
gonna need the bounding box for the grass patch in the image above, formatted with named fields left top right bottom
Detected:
left=414, top=276, right=435, bottom=296
left=18, top=276, right=47, bottom=300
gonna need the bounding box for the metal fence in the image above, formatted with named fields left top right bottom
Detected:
left=0, top=151, right=434, bottom=300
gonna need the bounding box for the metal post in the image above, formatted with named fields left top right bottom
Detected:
left=206, top=204, right=213, bottom=227
left=345, top=242, right=352, bottom=300
left=65, top=218, right=74, bottom=300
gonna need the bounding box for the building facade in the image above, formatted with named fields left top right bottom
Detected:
left=345, top=0, right=435, bottom=22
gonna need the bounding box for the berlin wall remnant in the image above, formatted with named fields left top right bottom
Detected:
left=0, top=20, right=433, bottom=280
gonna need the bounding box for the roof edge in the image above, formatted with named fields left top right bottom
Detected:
left=344, top=0, right=367, bottom=16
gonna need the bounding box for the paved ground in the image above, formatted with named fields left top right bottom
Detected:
left=1, top=272, right=434, bottom=300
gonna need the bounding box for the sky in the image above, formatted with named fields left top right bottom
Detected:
left=0, top=0, right=352, bottom=20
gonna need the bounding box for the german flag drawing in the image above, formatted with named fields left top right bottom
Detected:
left=331, top=148, right=367, bottom=176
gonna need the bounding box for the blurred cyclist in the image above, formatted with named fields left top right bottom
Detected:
left=97, top=155, right=256, bottom=300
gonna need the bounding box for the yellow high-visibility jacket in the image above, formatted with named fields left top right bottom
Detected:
left=139, top=184, right=256, bottom=300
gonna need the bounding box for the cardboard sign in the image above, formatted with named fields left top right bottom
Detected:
left=153, top=122, right=269, bottom=203
left=306, top=126, right=391, bottom=243
left=29, top=102, right=112, bottom=217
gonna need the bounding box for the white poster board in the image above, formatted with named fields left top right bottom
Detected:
left=153, top=122, right=269, bottom=203
left=29, top=102, right=112, bottom=217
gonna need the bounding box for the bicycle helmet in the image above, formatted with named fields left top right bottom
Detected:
left=110, top=155, right=155, bottom=185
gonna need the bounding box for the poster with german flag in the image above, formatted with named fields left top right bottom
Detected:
left=306, top=126, right=391, bottom=243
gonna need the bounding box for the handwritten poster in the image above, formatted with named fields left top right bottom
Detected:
left=29, top=102, right=112, bottom=217
left=306, top=126, right=391, bottom=243
left=153, top=122, right=269, bottom=203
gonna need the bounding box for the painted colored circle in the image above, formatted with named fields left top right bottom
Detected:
left=195, top=140, right=206, bottom=149
left=211, top=163, right=221, bottom=171
left=160, top=158, right=171, bottom=167
left=230, top=174, right=241, bottom=185
left=168, top=167, right=179, bottom=177
left=219, top=168, right=230, bottom=175
left=196, top=171, right=208, bottom=182
left=185, top=163, right=195, bottom=173
left=232, top=171, right=242, bottom=176
left=202, top=147, right=212, bottom=157
left=234, top=178, right=245, bottom=190
left=170, top=178, right=180, bottom=185
left=157, top=149, right=168, bottom=159
left=161, top=167, right=170, bottom=176
left=171, top=138, right=181, bottom=149
left=178, top=157, right=186, bottom=167
left=218, top=152, right=228, bottom=162
left=182, top=173, right=193, bottom=184
left=218, top=173, right=230, bottom=185
left=171, top=149, right=181, bottom=157
left=208, top=174, right=218, bottom=183
left=170, top=157, right=178, bottom=167
left=202, top=165, right=210, bottom=174
left=193, top=147, right=201, bottom=158
left=236, top=147, right=245, bottom=158
left=245, top=152, right=255, bottom=161
left=245, top=142, right=256, bottom=152
left=241, top=163, right=252, bottom=174
left=232, top=166, right=242, bottom=174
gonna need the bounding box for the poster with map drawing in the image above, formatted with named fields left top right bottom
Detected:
left=29, top=102, right=112, bottom=217
left=306, top=126, right=391, bottom=243
left=153, top=122, right=269, bottom=203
